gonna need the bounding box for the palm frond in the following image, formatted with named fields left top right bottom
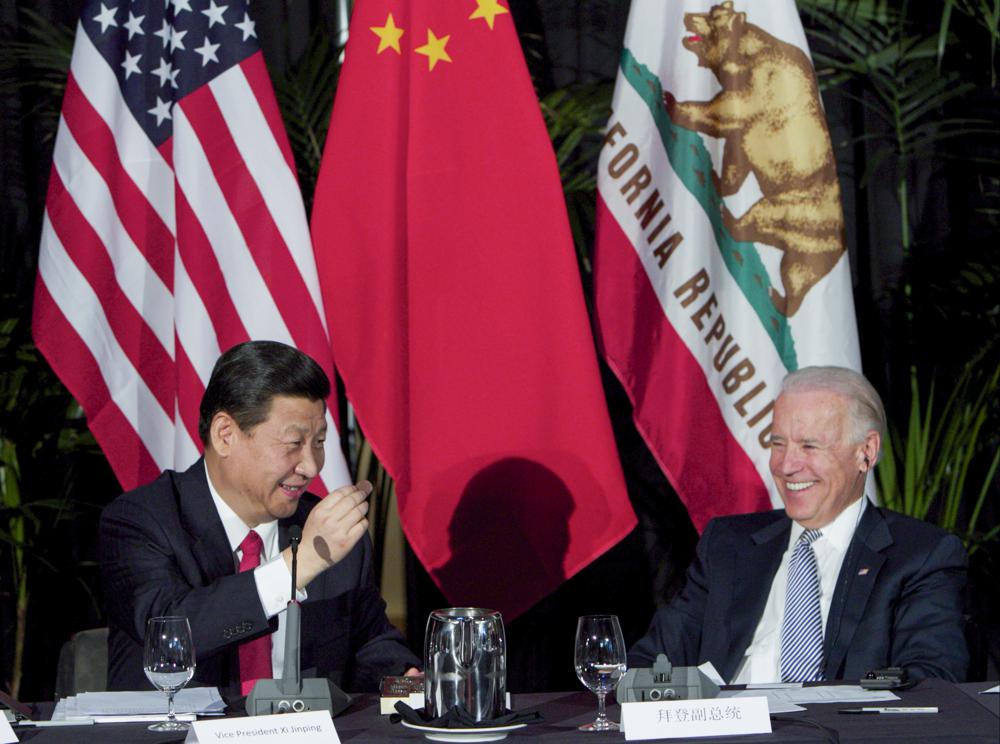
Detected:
left=877, top=360, right=1000, bottom=551
left=539, top=81, right=613, bottom=274
left=0, top=9, right=74, bottom=143
left=938, top=0, right=1000, bottom=82
left=0, top=9, right=74, bottom=89
left=272, top=29, right=342, bottom=211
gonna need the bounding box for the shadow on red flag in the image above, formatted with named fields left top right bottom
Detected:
left=311, top=0, right=636, bottom=619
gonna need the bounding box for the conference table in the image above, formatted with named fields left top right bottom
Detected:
left=12, top=679, right=998, bottom=743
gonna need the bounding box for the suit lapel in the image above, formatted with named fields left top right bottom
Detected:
left=823, top=503, right=891, bottom=677
left=173, top=459, right=236, bottom=583
left=723, top=516, right=790, bottom=681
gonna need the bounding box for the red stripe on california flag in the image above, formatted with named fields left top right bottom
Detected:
left=33, top=279, right=161, bottom=488
left=174, top=188, right=250, bottom=352
left=593, top=196, right=771, bottom=531
left=60, top=73, right=174, bottom=289
left=177, top=86, right=329, bottom=353
left=239, top=54, right=297, bottom=175
left=45, top=171, right=176, bottom=419
left=175, top=339, right=207, bottom=450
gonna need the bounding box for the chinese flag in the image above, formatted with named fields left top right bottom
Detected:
left=311, top=0, right=636, bottom=619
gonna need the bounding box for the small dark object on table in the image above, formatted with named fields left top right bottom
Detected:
left=381, top=675, right=425, bottom=697
left=860, top=667, right=912, bottom=690
left=391, top=701, right=542, bottom=729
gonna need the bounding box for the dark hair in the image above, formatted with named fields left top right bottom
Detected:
left=198, top=341, right=330, bottom=444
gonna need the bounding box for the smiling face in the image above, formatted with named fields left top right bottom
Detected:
left=207, top=394, right=327, bottom=527
left=768, top=389, right=878, bottom=529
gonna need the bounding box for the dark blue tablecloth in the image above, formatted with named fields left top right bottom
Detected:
left=13, top=678, right=999, bottom=743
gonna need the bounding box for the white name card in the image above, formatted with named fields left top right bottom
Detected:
left=621, top=696, right=771, bottom=740
left=0, top=714, right=17, bottom=744
left=183, top=710, right=339, bottom=744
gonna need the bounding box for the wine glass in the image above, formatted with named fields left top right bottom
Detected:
left=143, top=616, right=196, bottom=732
left=574, top=614, right=627, bottom=732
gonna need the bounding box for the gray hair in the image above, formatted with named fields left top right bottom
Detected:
left=781, top=366, right=887, bottom=458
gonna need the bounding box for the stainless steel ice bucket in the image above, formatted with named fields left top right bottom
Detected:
left=424, top=607, right=506, bottom=721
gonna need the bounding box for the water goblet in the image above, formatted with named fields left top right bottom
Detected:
left=574, top=614, right=626, bottom=732
left=143, top=616, right=196, bottom=732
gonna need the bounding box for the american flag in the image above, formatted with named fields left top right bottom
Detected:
left=33, top=0, right=350, bottom=492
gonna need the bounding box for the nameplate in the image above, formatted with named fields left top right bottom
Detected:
left=621, top=696, right=771, bottom=740
left=183, top=710, right=339, bottom=743
left=0, top=715, right=16, bottom=744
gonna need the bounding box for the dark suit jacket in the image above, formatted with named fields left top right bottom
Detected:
left=99, top=460, right=420, bottom=695
left=628, top=504, right=968, bottom=682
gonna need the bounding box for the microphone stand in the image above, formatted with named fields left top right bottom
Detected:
left=279, top=527, right=302, bottom=697
left=246, top=525, right=352, bottom=716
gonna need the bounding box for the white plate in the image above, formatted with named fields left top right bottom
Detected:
left=399, top=720, right=527, bottom=742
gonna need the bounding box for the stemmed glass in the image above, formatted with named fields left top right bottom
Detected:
left=574, top=614, right=627, bottom=732
left=143, top=616, right=196, bottom=732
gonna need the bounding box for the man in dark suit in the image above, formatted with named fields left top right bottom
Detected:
left=100, top=341, right=420, bottom=695
left=629, top=366, right=967, bottom=683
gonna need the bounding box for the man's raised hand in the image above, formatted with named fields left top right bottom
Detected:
left=286, top=481, right=372, bottom=589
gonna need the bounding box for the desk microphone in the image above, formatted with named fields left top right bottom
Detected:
left=246, top=525, right=352, bottom=716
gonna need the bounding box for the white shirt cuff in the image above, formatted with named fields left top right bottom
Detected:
left=253, top=554, right=308, bottom=618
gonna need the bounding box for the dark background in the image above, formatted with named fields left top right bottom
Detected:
left=1, top=0, right=997, bottom=700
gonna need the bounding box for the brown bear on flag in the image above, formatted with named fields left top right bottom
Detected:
left=662, top=1, right=846, bottom=318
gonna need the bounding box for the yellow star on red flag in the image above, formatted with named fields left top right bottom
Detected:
left=414, top=28, right=452, bottom=70
left=370, top=12, right=404, bottom=54
left=469, top=0, right=509, bottom=29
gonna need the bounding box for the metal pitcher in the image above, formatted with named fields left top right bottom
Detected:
left=424, top=607, right=506, bottom=721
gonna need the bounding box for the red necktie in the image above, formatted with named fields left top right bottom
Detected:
left=237, top=530, right=272, bottom=696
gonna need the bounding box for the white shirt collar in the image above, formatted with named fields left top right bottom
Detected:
left=789, top=494, right=866, bottom=548
left=204, top=460, right=279, bottom=556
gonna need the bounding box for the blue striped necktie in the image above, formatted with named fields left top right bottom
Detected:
left=780, top=529, right=825, bottom=682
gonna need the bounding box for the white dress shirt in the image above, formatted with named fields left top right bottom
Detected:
left=731, top=497, right=867, bottom=684
left=205, top=463, right=305, bottom=679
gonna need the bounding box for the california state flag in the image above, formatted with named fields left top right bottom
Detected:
left=593, top=0, right=863, bottom=530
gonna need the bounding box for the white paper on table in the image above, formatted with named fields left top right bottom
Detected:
left=54, top=688, right=224, bottom=718
left=50, top=698, right=73, bottom=720
left=77, top=688, right=224, bottom=715
left=35, top=713, right=199, bottom=725
left=94, top=713, right=199, bottom=724
left=697, top=661, right=726, bottom=687
left=981, top=685, right=999, bottom=694
left=721, top=685, right=899, bottom=707
left=716, top=690, right=805, bottom=713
